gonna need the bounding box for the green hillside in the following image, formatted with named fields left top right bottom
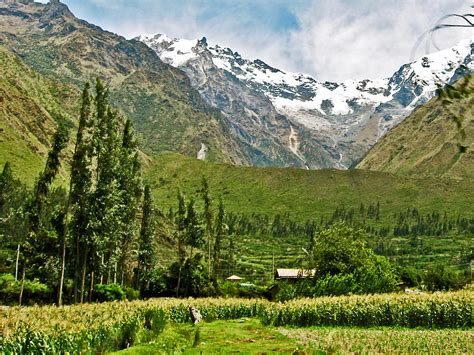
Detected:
left=0, top=44, right=79, bottom=184
left=357, top=75, right=474, bottom=179
left=145, top=153, right=474, bottom=221
left=144, top=153, right=473, bottom=278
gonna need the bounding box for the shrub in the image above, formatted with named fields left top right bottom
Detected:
left=423, top=263, right=467, bottom=291
left=123, top=286, right=140, bottom=301
left=93, top=284, right=126, bottom=303
left=0, top=273, right=51, bottom=305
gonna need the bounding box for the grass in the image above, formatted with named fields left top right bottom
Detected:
left=357, top=75, right=474, bottom=180
left=113, top=319, right=306, bottom=354
left=145, top=153, right=473, bottom=277
left=146, top=153, right=474, bottom=223
left=114, top=319, right=474, bottom=354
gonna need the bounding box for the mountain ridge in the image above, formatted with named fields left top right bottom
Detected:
left=139, top=33, right=473, bottom=168
left=0, top=0, right=250, bottom=165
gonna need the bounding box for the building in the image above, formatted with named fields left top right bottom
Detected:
left=275, top=268, right=315, bottom=283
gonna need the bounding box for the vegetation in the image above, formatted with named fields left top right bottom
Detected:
left=0, top=79, right=146, bottom=305
left=0, top=3, right=245, bottom=165
left=357, top=74, right=473, bottom=179
left=1, top=291, right=471, bottom=353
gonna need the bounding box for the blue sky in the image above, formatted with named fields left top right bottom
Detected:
left=37, top=0, right=473, bottom=81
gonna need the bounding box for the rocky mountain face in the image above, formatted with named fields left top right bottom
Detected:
left=0, top=0, right=249, bottom=165
left=139, top=34, right=473, bottom=168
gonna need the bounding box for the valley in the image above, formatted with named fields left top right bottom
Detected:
left=0, top=1, right=472, bottom=354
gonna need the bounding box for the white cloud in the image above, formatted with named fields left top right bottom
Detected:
left=285, top=0, right=473, bottom=80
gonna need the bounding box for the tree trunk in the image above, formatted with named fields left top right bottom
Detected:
left=73, top=236, right=80, bottom=303
left=80, top=247, right=88, bottom=303
left=88, top=270, right=94, bottom=302
left=58, top=234, right=66, bottom=306
left=18, top=265, right=26, bottom=306
left=208, top=232, right=211, bottom=276
left=176, top=263, right=182, bottom=298
left=15, top=244, right=20, bottom=281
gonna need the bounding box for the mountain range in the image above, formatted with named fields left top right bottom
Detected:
left=0, top=0, right=472, bottom=176
left=138, top=33, right=473, bottom=168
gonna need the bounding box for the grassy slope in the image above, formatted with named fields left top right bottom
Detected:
left=145, top=153, right=474, bottom=221
left=357, top=75, right=474, bottom=179
left=0, top=45, right=79, bottom=184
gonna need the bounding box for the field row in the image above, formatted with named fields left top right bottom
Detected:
left=1, top=290, right=472, bottom=353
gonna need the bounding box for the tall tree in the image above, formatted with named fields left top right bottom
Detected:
left=22, top=124, right=68, bottom=305
left=68, top=82, right=94, bottom=304
left=201, top=177, right=213, bottom=277
left=184, top=198, right=203, bottom=258
left=90, top=79, right=122, bottom=286
left=137, top=185, right=155, bottom=291
left=116, top=118, right=142, bottom=284
left=175, top=189, right=187, bottom=297
left=213, top=197, right=227, bottom=279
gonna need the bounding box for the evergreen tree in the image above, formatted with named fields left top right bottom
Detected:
left=90, top=79, right=122, bottom=286
left=184, top=198, right=203, bottom=258
left=29, top=124, right=69, bottom=235
left=0, top=162, right=14, bottom=211
left=116, top=118, right=142, bottom=284
left=22, top=124, right=68, bottom=305
left=175, top=190, right=187, bottom=296
left=69, top=82, right=94, bottom=303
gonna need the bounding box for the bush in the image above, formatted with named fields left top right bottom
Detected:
left=144, top=267, right=168, bottom=297
left=123, top=287, right=140, bottom=301
left=167, top=253, right=215, bottom=298
left=397, top=266, right=422, bottom=288
left=0, top=273, right=51, bottom=305
left=219, top=281, right=268, bottom=299
left=93, top=284, right=126, bottom=303
left=423, top=263, right=467, bottom=291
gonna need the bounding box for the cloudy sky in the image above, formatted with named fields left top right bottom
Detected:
left=37, top=0, right=473, bottom=81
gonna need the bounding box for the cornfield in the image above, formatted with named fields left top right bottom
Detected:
left=0, top=291, right=472, bottom=353
left=259, top=290, right=473, bottom=328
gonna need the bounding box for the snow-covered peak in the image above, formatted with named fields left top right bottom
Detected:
left=411, top=39, right=472, bottom=83
left=388, top=39, right=472, bottom=95
left=139, top=33, right=472, bottom=120
left=138, top=33, right=200, bottom=67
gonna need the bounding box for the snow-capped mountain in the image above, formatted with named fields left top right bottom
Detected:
left=138, top=33, right=473, bottom=168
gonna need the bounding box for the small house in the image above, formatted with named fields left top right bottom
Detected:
left=275, top=268, right=315, bottom=283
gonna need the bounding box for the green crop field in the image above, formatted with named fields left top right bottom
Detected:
left=1, top=291, right=472, bottom=353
